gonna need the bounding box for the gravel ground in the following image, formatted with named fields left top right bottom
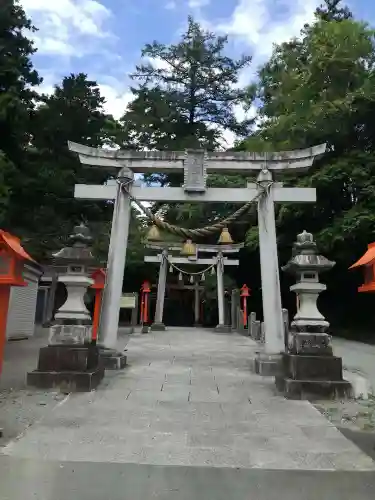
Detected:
left=0, top=327, right=130, bottom=446
left=0, top=327, right=65, bottom=446
left=314, top=397, right=375, bottom=460
left=315, top=397, right=375, bottom=432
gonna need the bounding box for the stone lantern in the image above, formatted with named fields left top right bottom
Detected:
left=27, top=223, right=105, bottom=392
left=49, top=223, right=95, bottom=342
left=275, top=230, right=351, bottom=399
left=283, top=230, right=335, bottom=347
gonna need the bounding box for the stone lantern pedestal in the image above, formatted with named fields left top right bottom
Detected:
left=27, top=224, right=104, bottom=392
left=275, top=231, right=351, bottom=399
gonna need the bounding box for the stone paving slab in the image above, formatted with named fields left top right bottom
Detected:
left=1, top=457, right=375, bottom=500
left=2, top=328, right=375, bottom=471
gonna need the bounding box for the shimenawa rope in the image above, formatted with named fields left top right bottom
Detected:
left=118, top=179, right=271, bottom=239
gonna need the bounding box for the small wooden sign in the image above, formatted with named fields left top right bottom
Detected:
left=120, top=294, right=136, bottom=309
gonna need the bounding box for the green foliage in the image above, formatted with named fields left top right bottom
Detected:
left=123, top=16, right=253, bottom=152
left=0, top=0, right=42, bottom=162
left=3, top=74, right=120, bottom=259
left=237, top=1, right=375, bottom=330
left=202, top=272, right=235, bottom=301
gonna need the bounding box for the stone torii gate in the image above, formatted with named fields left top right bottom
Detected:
left=69, top=142, right=326, bottom=362
left=145, top=241, right=244, bottom=332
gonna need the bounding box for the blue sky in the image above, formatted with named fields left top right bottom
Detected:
left=20, top=0, right=375, bottom=144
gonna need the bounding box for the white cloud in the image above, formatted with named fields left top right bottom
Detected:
left=35, top=76, right=133, bottom=120
left=98, top=85, right=134, bottom=119
left=21, top=0, right=112, bottom=56
left=145, top=56, right=172, bottom=71
left=188, top=0, right=210, bottom=7
left=165, top=1, right=177, bottom=9
left=214, top=0, right=319, bottom=62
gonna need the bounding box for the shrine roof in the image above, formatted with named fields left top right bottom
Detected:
left=350, top=243, right=375, bottom=269
left=0, top=230, right=35, bottom=262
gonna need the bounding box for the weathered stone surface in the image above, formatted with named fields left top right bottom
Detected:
left=151, top=322, right=166, bottom=331
left=282, top=354, right=343, bottom=381
left=275, top=377, right=352, bottom=401
left=251, top=320, right=261, bottom=341
left=236, top=308, right=245, bottom=334
left=290, top=332, right=333, bottom=355
left=214, top=324, right=232, bottom=334
left=37, top=345, right=100, bottom=372
left=48, top=324, right=92, bottom=345
left=99, top=348, right=127, bottom=370
left=260, top=322, right=265, bottom=344
left=253, top=353, right=282, bottom=376
left=27, top=367, right=104, bottom=392
left=27, top=344, right=104, bottom=392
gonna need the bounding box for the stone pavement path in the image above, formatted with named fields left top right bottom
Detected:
left=2, top=327, right=374, bottom=471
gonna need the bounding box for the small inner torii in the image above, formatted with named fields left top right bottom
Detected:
left=144, top=233, right=244, bottom=332
left=69, top=142, right=326, bottom=360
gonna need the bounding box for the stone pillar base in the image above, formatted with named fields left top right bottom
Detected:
left=275, top=353, right=352, bottom=400
left=214, top=324, right=232, bottom=334
left=27, top=368, right=104, bottom=392
left=275, top=377, right=352, bottom=400
left=252, top=352, right=282, bottom=376
left=98, top=347, right=127, bottom=370
left=150, top=322, right=166, bottom=331
left=27, top=344, right=105, bottom=392
left=120, top=326, right=134, bottom=334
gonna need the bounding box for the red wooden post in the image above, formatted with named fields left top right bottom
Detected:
left=142, top=281, right=151, bottom=325
left=240, top=284, right=250, bottom=328
left=0, top=231, right=35, bottom=375
left=140, top=291, right=144, bottom=324
left=90, top=269, right=106, bottom=344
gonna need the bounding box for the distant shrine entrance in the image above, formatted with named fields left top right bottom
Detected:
left=145, top=237, right=243, bottom=330
left=161, top=285, right=196, bottom=327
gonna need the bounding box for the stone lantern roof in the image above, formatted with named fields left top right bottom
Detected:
left=282, top=230, right=335, bottom=275
left=52, top=223, right=96, bottom=267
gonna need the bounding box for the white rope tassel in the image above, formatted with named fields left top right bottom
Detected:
left=190, top=275, right=194, bottom=284
left=201, top=273, right=205, bottom=282
left=169, top=264, right=173, bottom=273
left=178, top=272, right=183, bottom=281
left=211, top=266, right=216, bottom=276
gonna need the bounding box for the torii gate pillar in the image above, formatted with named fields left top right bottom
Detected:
left=99, top=168, right=133, bottom=351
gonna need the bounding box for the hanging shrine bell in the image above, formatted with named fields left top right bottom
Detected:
left=146, top=224, right=162, bottom=242
left=218, top=227, right=233, bottom=245
left=240, top=284, right=251, bottom=327
left=181, top=239, right=196, bottom=257
left=349, top=242, right=375, bottom=292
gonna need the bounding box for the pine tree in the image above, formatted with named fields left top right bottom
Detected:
left=315, top=0, right=353, bottom=22
left=122, top=16, right=253, bottom=153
